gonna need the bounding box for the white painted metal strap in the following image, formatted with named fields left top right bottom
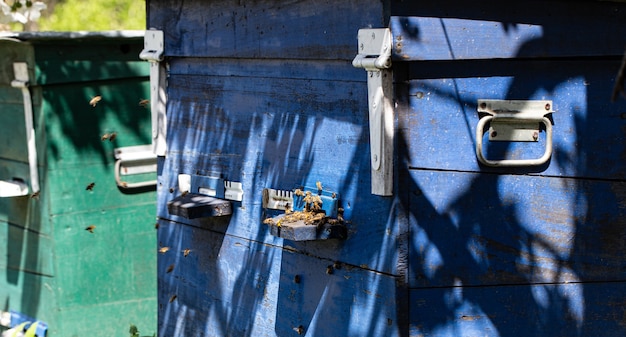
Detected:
left=10, top=62, right=39, bottom=195
left=353, top=28, right=394, bottom=196
left=140, top=29, right=167, bottom=156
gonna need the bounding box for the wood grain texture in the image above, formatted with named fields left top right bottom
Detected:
left=402, top=59, right=626, bottom=180
left=409, top=282, right=626, bottom=337
left=391, top=0, right=626, bottom=60
left=157, top=56, right=401, bottom=275
left=157, top=218, right=400, bottom=337
left=405, top=169, right=626, bottom=288
left=148, top=0, right=384, bottom=59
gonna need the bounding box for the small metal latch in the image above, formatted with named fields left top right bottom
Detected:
left=352, top=28, right=394, bottom=196
left=114, top=145, right=157, bottom=189
left=262, top=186, right=346, bottom=241
left=476, top=99, right=554, bottom=167
left=167, top=174, right=243, bottom=219
left=139, top=29, right=167, bottom=156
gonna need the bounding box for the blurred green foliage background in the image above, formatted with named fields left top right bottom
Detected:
left=8, top=0, right=145, bottom=31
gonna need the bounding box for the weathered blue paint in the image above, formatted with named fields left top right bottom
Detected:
left=151, top=0, right=626, bottom=335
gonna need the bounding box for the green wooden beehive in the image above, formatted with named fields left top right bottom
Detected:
left=0, top=31, right=156, bottom=337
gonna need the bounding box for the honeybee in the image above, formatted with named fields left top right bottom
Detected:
left=169, top=295, right=177, bottom=303
left=119, top=181, right=129, bottom=188
left=139, top=99, right=150, bottom=107
left=316, top=181, right=323, bottom=191
left=108, top=132, right=117, bottom=142
left=30, top=190, right=40, bottom=199
left=158, top=247, right=170, bottom=254
left=182, top=249, right=191, bottom=257
left=326, top=265, right=334, bottom=275
left=89, top=95, right=102, bottom=107
left=86, top=182, right=95, bottom=191
left=100, top=133, right=110, bottom=141
left=166, top=264, right=175, bottom=273
left=294, top=188, right=304, bottom=197
left=85, top=225, right=96, bottom=233
left=154, top=222, right=160, bottom=229
left=181, top=191, right=189, bottom=197
left=293, top=326, right=304, bottom=335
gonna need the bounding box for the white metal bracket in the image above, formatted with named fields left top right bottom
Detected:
left=139, top=29, right=167, bottom=156
left=114, top=145, right=157, bottom=189
left=476, top=99, right=554, bottom=167
left=6, top=62, right=39, bottom=196
left=352, top=28, right=394, bottom=196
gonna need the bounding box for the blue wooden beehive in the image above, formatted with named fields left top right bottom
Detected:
left=148, top=1, right=626, bottom=336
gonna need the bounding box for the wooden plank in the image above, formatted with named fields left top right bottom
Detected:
left=0, top=221, right=53, bottom=276
left=52, top=298, right=157, bottom=337
left=157, top=219, right=400, bottom=336
left=147, top=0, right=384, bottom=59
left=390, top=0, right=626, bottom=60
left=401, top=58, right=626, bottom=180
left=0, top=270, right=55, bottom=329
left=32, top=42, right=148, bottom=85
left=46, top=162, right=155, bottom=216
left=42, top=78, right=151, bottom=170
left=406, top=169, right=626, bottom=288
left=409, top=282, right=626, bottom=337
left=52, top=203, right=156, bottom=309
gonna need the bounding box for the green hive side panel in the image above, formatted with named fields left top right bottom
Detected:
left=0, top=33, right=156, bottom=337
left=50, top=203, right=156, bottom=337
left=41, top=77, right=151, bottom=169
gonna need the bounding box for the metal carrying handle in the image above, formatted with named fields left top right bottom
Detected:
left=475, top=115, right=553, bottom=167
left=114, top=158, right=157, bottom=189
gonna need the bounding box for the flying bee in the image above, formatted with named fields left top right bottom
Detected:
left=30, top=190, right=40, bottom=199
left=89, top=95, right=102, bottom=107
left=182, top=249, right=191, bottom=257
left=158, top=247, right=170, bottom=254
left=166, top=264, right=175, bottom=273
left=169, top=295, right=177, bottom=303
left=139, top=99, right=150, bottom=107
left=85, top=225, right=96, bottom=233
left=293, top=326, right=304, bottom=335
left=100, top=133, right=110, bottom=141
left=108, top=132, right=117, bottom=142
left=86, top=182, right=95, bottom=191
left=154, top=222, right=160, bottom=229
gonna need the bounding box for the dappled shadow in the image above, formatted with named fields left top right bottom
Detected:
left=393, top=0, right=626, bottom=335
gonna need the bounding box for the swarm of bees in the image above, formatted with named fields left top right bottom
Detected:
left=264, top=189, right=326, bottom=227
